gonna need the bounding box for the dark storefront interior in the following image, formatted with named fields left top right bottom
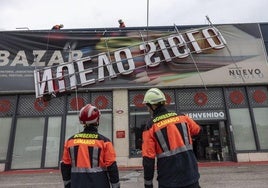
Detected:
left=193, top=122, right=232, bottom=162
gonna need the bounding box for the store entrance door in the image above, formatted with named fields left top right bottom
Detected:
left=193, top=121, right=232, bottom=162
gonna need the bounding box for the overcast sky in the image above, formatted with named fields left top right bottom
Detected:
left=1, top=0, right=268, bottom=30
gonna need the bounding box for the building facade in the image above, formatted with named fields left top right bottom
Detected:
left=0, top=22, right=268, bottom=171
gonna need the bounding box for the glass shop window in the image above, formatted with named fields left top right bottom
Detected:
left=229, top=108, right=256, bottom=151
left=253, top=107, right=268, bottom=150
left=129, top=112, right=150, bottom=157
left=11, top=117, right=45, bottom=169
left=0, top=118, right=12, bottom=160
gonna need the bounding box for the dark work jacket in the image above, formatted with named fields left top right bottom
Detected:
left=142, top=106, right=201, bottom=187
left=61, top=126, right=120, bottom=188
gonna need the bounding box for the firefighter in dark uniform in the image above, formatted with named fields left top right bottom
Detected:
left=60, top=104, right=120, bottom=188
left=142, top=88, right=201, bottom=188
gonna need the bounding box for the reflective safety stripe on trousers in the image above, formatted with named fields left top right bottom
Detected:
left=156, top=122, right=193, bottom=159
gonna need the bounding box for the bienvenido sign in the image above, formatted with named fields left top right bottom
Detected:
left=185, top=110, right=226, bottom=121
left=34, top=26, right=226, bottom=98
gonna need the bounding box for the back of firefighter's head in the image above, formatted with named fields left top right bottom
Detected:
left=79, top=104, right=101, bottom=126
left=143, top=88, right=166, bottom=111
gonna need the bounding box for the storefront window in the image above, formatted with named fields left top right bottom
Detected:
left=129, top=112, right=150, bottom=157
left=253, top=107, right=268, bottom=150
left=45, top=117, right=61, bottom=167
left=11, top=118, right=45, bottom=169
left=98, top=113, right=113, bottom=140
left=229, top=109, right=256, bottom=150
left=65, top=115, right=83, bottom=140
left=0, top=118, right=12, bottom=160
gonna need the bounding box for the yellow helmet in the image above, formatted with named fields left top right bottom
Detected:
left=143, top=88, right=166, bottom=105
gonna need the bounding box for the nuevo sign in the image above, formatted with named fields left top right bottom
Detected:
left=34, top=26, right=226, bottom=98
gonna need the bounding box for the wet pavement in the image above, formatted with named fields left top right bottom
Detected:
left=1, top=162, right=268, bottom=188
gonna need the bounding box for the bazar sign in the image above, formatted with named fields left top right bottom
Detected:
left=34, top=26, right=226, bottom=98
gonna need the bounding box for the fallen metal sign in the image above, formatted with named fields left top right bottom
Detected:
left=34, top=25, right=226, bottom=98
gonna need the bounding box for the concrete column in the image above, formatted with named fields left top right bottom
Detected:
left=112, top=89, right=142, bottom=167
left=112, top=89, right=129, bottom=166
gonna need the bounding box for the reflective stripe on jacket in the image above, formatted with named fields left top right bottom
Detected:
left=142, top=106, right=201, bottom=187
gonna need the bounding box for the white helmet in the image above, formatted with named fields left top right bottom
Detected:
left=143, top=88, right=166, bottom=105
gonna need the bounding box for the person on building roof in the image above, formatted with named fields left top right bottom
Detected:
left=52, top=24, right=64, bottom=30
left=60, top=104, right=120, bottom=188
left=118, top=19, right=125, bottom=28
left=142, top=88, right=202, bottom=188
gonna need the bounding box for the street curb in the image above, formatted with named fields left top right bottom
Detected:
left=1, top=161, right=268, bottom=175
left=198, top=161, right=268, bottom=167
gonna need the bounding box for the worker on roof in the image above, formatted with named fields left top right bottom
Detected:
left=52, top=24, right=64, bottom=30
left=118, top=19, right=125, bottom=28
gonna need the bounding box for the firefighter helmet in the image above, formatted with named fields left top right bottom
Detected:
left=79, top=104, right=101, bottom=125
left=143, top=88, right=166, bottom=105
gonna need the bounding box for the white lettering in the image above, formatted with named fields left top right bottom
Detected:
left=56, top=63, right=77, bottom=92
left=10, top=51, right=29, bottom=66
left=167, top=35, right=189, bottom=58
left=187, top=111, right=225, bottom=120
left=158, top=38, right=172, bottom=62
left=140, top=42, right=160, bottom=67
left=32, top=50, right=46, bottom=67
left=98, top=53, right=117, bottom=81
left=1, top=50, right=84, bottom=67
left=77, top=58, right=95, bottom=86
left=47, top=51, right=64, bottom=66
left=202, top=28, right=225, bottom=49
left=114, top=48, right=135, bottom=75
left=34, top=68, right=54, bottom=98
left=186, top=30, right=202, bottom=53
left=69, top=50, right=83, bottom=62
left=0, top=50, right=10, bottom=66
left=32, top=26, right=227, bottom=97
